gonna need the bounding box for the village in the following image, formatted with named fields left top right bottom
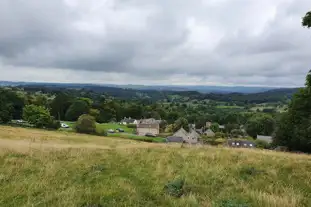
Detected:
left=119, top=117, right=272, bottom=149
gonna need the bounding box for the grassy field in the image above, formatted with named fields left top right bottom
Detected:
left=62, top=122, right=166, bottom=142
left=1, top=126, right=311, bottom=207
left=63, top=122, right=134, bottom=133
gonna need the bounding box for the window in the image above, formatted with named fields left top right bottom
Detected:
left=232, top=142, right=235, bottom=145
left=249, top=144, right=253, bottom=147
left=244, top=144, right=247, bottom=146
left=236, top=143, right=240, bottom=146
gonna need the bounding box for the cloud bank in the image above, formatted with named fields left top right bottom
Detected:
left=0, top=0, right=310, bottom=86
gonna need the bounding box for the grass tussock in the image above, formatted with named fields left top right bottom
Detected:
left=0, top=126, right=311, bottom=207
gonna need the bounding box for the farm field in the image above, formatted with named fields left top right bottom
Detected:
left=0, top=126, right=311, bottom=207
left=61, top=122, right=166, bottom=142
left=63, top=122, right=134, bottom=133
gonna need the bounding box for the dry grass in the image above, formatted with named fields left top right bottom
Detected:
left=0, top=126, right=311, bottom=207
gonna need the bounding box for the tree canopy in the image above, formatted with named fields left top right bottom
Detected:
left=274, top=71, right=311, bottom=152
left=302, top=11, right=311, bottom=28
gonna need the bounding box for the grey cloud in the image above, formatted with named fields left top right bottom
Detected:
left=0, top=0, right=310, bottom=86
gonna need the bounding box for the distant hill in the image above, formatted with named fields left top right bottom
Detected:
left=9, top=81, right=300, bottom=104
left=0, top=81, right=293, bottom=94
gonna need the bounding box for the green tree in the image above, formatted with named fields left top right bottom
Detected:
left=75, top=114, right=96, bottom=134
left=274, top=71, right=311, bottom=152
left=210, top=123, right=219, bottom=132
left=23, top=105, right=59, bottom=129
left=0, top=90, right=13, bottom=123
left=50, top=93, right=73, bottom=120
left=89, top=108, right=100, bottom=121
left=302, top=11, right=311, bottom=28
left=65, top=100, right=90, bottom=121
left=173, top=117, right=189, bottom=132
left=245, top=114, right=275, bottom=138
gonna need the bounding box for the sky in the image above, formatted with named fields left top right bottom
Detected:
left=0, top=0, right=310, bottom=87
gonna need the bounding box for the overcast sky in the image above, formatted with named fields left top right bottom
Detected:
left=0, top=0, right=310, bottom=86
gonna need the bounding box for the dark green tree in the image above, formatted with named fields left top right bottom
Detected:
left=245, top=114, right=275, bottom=138
left=0, top=90, right=13, bottom=123
left=274, top=71, right=311, bottom=152
left=173, top=117, right=189, bottom=132
left=75, top=114, right=96, bottom=134
left=302, top=11, right=311, bottom=28
left=50, top=93, right=74, bottom=120
left=23, top=104, right=59, bottom=129
left=0, top=89, right=26, bottom=123
left=65, top=100, right=90, bottom=121
left=210, top=123, right=220, bottom=132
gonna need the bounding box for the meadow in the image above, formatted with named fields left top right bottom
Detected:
left=0, top=126, right=311, bottom=207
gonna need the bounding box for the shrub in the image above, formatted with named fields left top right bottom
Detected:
left=76, top=114, right=96, bottom=134
left=95, top=128, right=107, bottom=136
left=255, top=139, right=271, bottom=149
left=164, top=178, right=185, bottom=197
left=23, top=105, right=60, bottom=129
left=47, top=120, right=61, bottom=130
left=214, top=138, right=226, bottom=145
left=215, top=132, right=226, bottom=138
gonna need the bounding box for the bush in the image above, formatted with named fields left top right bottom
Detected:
left=47, top=120, right=61, bottom=130
left=255, top=139, right=271, bottom=149
left=214, top=138, right=226, bottom=145
left=96, top=127, right=107, bottom=136
left=65, top=100, right=90, bottom=121
left=215, top=132, right=226, bottom=138
left=76, top=114, right=96, bottom=134
left=127, top=124, right=137, bottom=129
left=164, top=178, right=185, bottom=197
left=23, top=105, right=59, bottom=129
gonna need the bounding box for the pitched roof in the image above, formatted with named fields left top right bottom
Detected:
left=189, top=129, right=200, bottom=139
left=121, top=117, right=136, bottom=123
left=173, top=128, right=189, bottom=139
left=256, top=135, right=273, bottom=143
left=139, top=118, right=161, bottom=124
left=204, top=129, right=215, bottom=136
left=137, top=123, right=159, bottom=129
left=166, top=136, right=184, bottom=143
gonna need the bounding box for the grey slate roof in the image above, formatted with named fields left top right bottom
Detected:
left=166, top=136, right=184, bottom=143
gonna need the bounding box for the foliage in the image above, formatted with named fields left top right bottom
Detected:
left=302, top=11, right=311, bottom=28
left=210, top=123, right=220, bottom=132
left=89, top=108, right=100, bottom=120
left=245, top=114, right=275, bottom=138
left=231, top=129, right=245, bottom=138
left=50, top=93, right=74, bottom=120
left=255, top=139, right=271, bottom=149
left=65, top=100, right=90, bottom=121
left=23, top=105, right=59, bottom=129
left=173, top=117, right=189, bottom=132
left=215, top=132, right=226, bottom=138
left=95, top=127, right=107, bottom=136
left=75, top=114, right=96, bottom=134
left=164, top=178, right=185, bottom=197
left=0, top=89, right=25, bottom=123
left=274, top=71, right=311, bottom=152
left=0, top=98, right=13, bottom=124
left=165, top=124, right=174, bottom=133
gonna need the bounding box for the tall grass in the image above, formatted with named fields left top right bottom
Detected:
left=0, top=126, right=311, bottom=206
